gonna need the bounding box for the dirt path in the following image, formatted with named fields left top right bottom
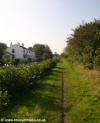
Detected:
left=61, top=68, right=66, bottom=123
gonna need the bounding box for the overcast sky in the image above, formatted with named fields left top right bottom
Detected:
left=0, top=0, right=100, bottom=53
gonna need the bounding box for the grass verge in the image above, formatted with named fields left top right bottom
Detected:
left=2, top=63, right=62, bottom=123
left=63, top=59, right=100, bottom=123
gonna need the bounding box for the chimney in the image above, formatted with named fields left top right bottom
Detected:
left=22, top=43, right=24, bottom=47
left=10, top=42, right=12, bottom=47
left=17, top=42, right=20, bottom=46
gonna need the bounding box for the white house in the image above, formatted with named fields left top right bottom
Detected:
left=6, top=42, right=36, bottom=62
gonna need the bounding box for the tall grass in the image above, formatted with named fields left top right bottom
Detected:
left=63, top=60, right=100, bottom=123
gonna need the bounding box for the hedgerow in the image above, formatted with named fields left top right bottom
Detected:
left=0, top=57, right=59, bottom=114
left=64, top=20, right=100, bottom=69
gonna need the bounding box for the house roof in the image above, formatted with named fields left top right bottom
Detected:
left=20, top=46, right=34, bottom=53
left=20, top=46, right=27, bottom=49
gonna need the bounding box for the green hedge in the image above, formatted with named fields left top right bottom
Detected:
left=0, top=57, right=59, bottom=114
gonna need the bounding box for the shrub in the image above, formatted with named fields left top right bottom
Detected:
left=0, top=57, right=60, bottom=114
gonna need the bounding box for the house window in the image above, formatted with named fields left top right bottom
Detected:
left=12, top=49, right=15, bottom=53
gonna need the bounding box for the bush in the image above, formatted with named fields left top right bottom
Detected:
left=0, top=58, right=59, bottom=114
left=84, top=63, right=94, bottom=70
left=0, top=91, right=8, bottom=117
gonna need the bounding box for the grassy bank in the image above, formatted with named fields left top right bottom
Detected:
left=63, top=60, right=100, bottom=123
left=2, top=63, right=62, bottom=123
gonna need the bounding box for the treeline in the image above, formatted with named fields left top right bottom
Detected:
left=28, top=44, right=53, bottom=61
left=64, top=19, right=100, bottom=69
left=0, top=43, right=7, bottom=63
left=0, top=57, right=59, bottom=117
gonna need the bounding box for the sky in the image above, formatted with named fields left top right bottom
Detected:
left=0, top=0, right=100, bottom=54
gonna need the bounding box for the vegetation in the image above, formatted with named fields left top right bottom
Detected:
left=62, top=59, right=100, bottom=123
left=61, top=19, right=100, bottom=123
left=2, top=62, right=62, bottom=123
left=0, top=43, right=7, bottom=60
left=2, top=59, right=62, bottom=123
left=1, top=19, right=100, bottom=123
left=64, top=19, right=100, bottom=69
left=29, top=44, right=53, bottom=61
left=0, top=57, right=59, bottom=117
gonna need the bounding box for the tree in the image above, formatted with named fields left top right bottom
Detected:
left=54, top=52, right=60, bottom=57
left=65, top=19, right=100, bottom=69
left=28, top=47, right=33, bottom=51
left=32, top=44, right=45, bottom=61
left=29, top=44, right=53, bottom=61
left=0, top=43, right=7, bottom=59
left=42, top=45, right=53, bottom=60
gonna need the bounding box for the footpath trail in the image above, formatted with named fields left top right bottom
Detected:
left=61, top=68, right=67, bottom=123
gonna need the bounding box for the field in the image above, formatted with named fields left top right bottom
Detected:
left=1, top=59, right=100, bottom=123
